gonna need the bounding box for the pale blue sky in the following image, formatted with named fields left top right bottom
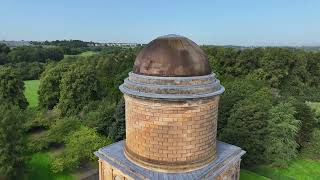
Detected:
left=1, top=0, right=320, bottom=46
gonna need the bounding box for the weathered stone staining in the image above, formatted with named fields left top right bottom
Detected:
left=95, top=35, right=245, bottom=180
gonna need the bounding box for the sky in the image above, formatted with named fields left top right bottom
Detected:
left=1, top=0, right=320, bottom=46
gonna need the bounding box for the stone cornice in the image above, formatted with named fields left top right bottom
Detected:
left=119, top=72, right=225, bottom=100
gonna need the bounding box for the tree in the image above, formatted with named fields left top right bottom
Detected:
left=7, top=46, right=64, bottom=63
left=82, top=99, right=116, bottom=136
left=218, top=77, right=267, bottom=132
left=293, top=101, right=317, bottom=148
left=302, top=129, right=320, bottom=160
left=0, top=43, right=10, bottom=65
left=306, top=52, right=320, bottom=87
left=233, top=48, right=263, bottom=76
left=38, top=63, right=69, bottom=110
left=220, top=88, right=273, bottom=166
left=51, top=126, right=111, bottom=173
left=264, top=102, right=300, bottom=167
left=0, top=66, right=28, bottom=109
left=109, top=97, right=126, bottom=142
left=0, top=104, right=28, bottom=178
left=58, top=60, right=99, bottom=116
left=47, top=116, right=82, bottom=144
left=95, top=47, right=135, bottom=103
left=12, top=62, right=45, bottom=80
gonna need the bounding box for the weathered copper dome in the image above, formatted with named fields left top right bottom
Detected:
left=133, top=34, right=211, bottom=77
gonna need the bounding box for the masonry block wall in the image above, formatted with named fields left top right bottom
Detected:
left=124, top=94, right=220, bottom=172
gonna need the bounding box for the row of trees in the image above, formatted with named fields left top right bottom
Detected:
left=203, top=46, right=320, bottom=95
left=0, top=43, right=65, bottom=81
left=31, top=40, right=104, bottom=55
left=201, top=46, right=320, bottom=167
left=0, top=45, right=64, bottom=64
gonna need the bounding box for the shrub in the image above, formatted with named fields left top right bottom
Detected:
left=51, top=126, right=111, bottom=173
left=25, top=109, right=60, bottom=130
left=47, top=116, right=82, bottom=144
left=302, top=129, right=320, bottom=160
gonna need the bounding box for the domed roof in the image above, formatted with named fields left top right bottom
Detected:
left=133, top=35, right=212, bottom=77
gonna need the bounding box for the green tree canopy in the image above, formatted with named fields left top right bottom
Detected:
left=264, top=102, right=300, bottom=167
left=38, top=62, right=69, bottom=110
left=0, top=66, right=28, bottom=109
left=0, top=104, right=28, bottom=178
left=51, top=126, right=111, bottom=173
left=109, top=97, right=125, bottom=142
left=220, top=88, right=273, bottom=166
left=58, top=60, right=99, bottom=116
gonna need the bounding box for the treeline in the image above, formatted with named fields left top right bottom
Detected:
left=31, top=40, right=103, bottom=55
left=0, top=44, right=64, bottom=80
left=203, top=46, right=320, bottom=101
left=0, top=42, right=105, bottom=80
left=31, top=40, right=90, bottom=47
left=202, top=46, right=320, bottom=167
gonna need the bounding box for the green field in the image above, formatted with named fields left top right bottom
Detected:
left=79, top=51, right=97, bottom=57
left=27, top=153, right=73, bottom=180
left=307, top=101, right=320, bottom=115
left=64, top=51, right=97, bottom=58
left=251, top=158, right=320, bottom=179
left=240, top=170, right=270, bottom=180
left=24, top=80, right=40, bottom=107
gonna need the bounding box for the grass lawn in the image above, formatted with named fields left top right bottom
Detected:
left=307, top=101, right=320, bottom=115
left=240, top=170, right=270, bottom=180
left=79, top=51, right=97, bottom=57
left=251, top=158, right=320, bottom=180
left=64, top=51, right=97, bottom=58
left=27, top=153, right=74, bottom=180
left=24, top=80, right=40, bottom=108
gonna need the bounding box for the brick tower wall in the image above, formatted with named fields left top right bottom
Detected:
left=124, top=94, right=220, bottom=171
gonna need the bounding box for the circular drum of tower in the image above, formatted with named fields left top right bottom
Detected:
left=119, top=35, right=224, bottom=172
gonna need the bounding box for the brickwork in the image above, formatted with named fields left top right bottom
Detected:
left=124, top=94, right=220, bottom=171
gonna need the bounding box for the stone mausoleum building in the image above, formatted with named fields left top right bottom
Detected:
left=95, top=35, right=245, bottom=180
